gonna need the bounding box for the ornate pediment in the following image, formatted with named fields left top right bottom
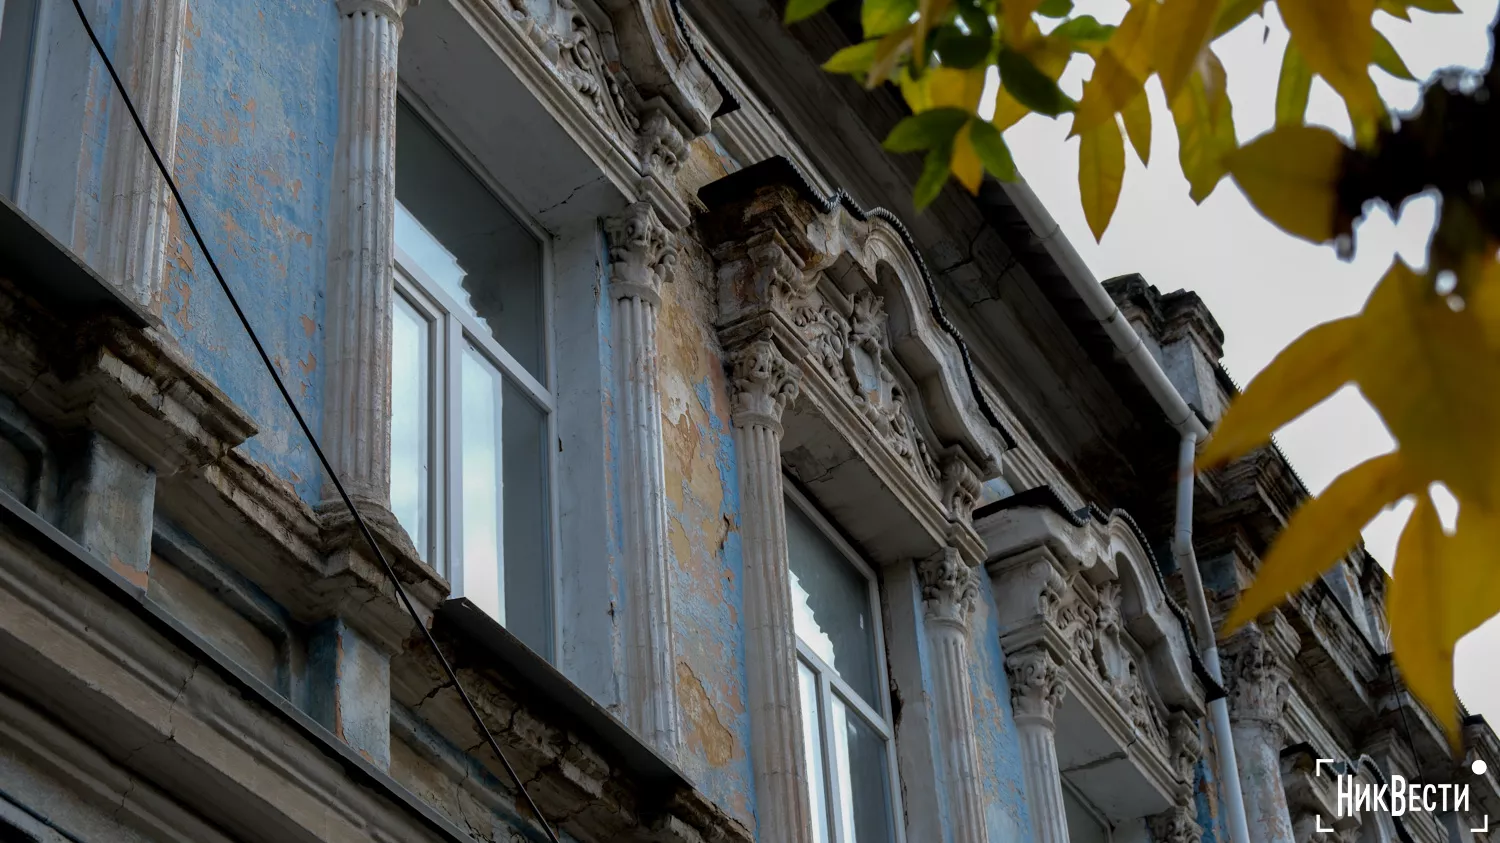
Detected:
left=493, top=0, right=722, bottom=228
left=698, top=162, right=1009, bottom=568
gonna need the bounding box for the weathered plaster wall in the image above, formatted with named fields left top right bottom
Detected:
left=1189, top=720, right=1233, bottom=843
left=971, top=567, right=1034, bottom=841
left=166, top=0, right=337, bottom=502
left=658, top=235, right=756, bottom=829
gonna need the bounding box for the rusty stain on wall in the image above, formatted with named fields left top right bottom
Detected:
left=658, top=234, right=755, bottom=827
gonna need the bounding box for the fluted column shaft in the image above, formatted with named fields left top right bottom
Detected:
left=1225, top=627, right=1297, bottom=843
left=97, top=0, right=188, bottom=308
left=921, top=550, right=988, bottom=843
left=729, top=339, right=813, bottom=843
left=322, top=0, right=412, bottom=507
left=605, top=203, right=680, bottom=757
left=1008, top=646, right=1070, bottom=843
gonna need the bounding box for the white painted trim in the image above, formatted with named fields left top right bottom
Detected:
left=784, top=483, right=906, bottom=843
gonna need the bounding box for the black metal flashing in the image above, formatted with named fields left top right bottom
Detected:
left=698, top=155, right=1018, bottom=450
left=435, top=598, right=691, bottom=798
left=669, top=0, right=739, bottom=118
left=0, top=196, right=149, bottom=328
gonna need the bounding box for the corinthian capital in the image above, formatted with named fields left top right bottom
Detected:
left=605, top=202, right=677, bottom=305
left=1223, top=624, right=1293, bottom=726
left=919, top=547, right=979, bottom=627
left=1148, top=808, right=1204, bottom=843
left=728, top=339, right=801, bottom=430
left=1007, top=646, right=1067, bottom=725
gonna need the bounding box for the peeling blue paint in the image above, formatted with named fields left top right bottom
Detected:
left=972, top=568, right=1034, bottom=841
left=165, top=0, right=336, bottom=502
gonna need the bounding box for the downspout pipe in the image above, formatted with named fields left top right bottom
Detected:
left=1000, top=181, right=1253, bottom=843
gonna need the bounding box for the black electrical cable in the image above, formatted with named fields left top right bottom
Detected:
left=66, top=3, right=562, bottom=840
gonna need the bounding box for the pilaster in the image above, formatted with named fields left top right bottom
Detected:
left=307, top=616, right=392, bottom=769
left=1007, top=645, right=1070, bottom=843
left=96, top=0, right=189, bottom=308
left=1224, top=621, right=1298, bottom=843
left=727, top=335, right=813, bottom=843
left=604, top=201, right=681, bottom=758
left=321, top=0, right=416, bottom=514
left=60, top=432, right=157, bottom=589
left=919, top=547, right=987, bottom=843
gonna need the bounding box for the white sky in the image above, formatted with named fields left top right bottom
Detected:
left=1001, top=0, right=1500, bottom=726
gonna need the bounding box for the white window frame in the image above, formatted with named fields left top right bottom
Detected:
left=785, top=481, right=906, bottom=843
left=392, top=90, right=563, bottom=661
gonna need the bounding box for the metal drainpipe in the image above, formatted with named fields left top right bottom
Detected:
left=999, top=181, right=1254, bottom=843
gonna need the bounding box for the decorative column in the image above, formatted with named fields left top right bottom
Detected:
left=919, top=547, right=988, bottom=843
left=321, top=0, right=415, bottom=516
left=1008, top=645, right=1070, bottom=843
left=96, top=0, right=189, bottom=308
left=729, top=337, right=813, bottom=843
left=1150, top=712, right=1206, bottom=843
left=604, top=202, right=681, bottom=757
left=1224, top=623, right=1297, bottom=843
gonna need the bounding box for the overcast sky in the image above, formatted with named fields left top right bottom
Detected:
left=999, top=0, right=1500, bottom=726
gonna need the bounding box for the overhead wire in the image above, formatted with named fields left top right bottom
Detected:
left=65, top=2, right=562, bottom=840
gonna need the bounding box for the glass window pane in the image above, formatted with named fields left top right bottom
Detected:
left=799, top=661, right=831, bottom=843
left=786, top=501, right=880, bottom=705
left=830, top=695, right=894, bottom=843
left=459, top=345, right=504, bottom=621
left=394, top=101, right=545, bottom=380
left=0, top=0, right=39, bottom=199
left=391, top=295, right=430, bottom=560
left=502, top=377, right=551, bottom=654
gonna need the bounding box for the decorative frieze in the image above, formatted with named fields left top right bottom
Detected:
left=1095, top=580, right=1168, bottom=746
left=604, top=202, right=680, bottom=758
left=726, top=336, right=813, bottom=843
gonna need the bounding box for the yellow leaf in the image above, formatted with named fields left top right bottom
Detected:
left=1121, top=91, right=1152, bottom=165
left=1004, top=0, right=1045, bottom=46
left=1274, top=41, right=1313, bottom=127
left=1278, top=0, right=1381, bottom=118
left=1214, top=0, right=1265, bottom=36
left=1155, top=0, right=1220, bottom=101
left=1376, top=0, right=1411, bottom=19
left=1072, top=0, right=1158, bottom=136
left=1198, top=316, right=1360, bottom=469
left=952, top=121, right=985, bottom=193
left=1170, top=52, right=1236, bottom=202
left=992, top=31, right=1071, bottom=132
left=1390, top=497, right=1500, bottom=750
left=1223, top=452, right=1414, bottom=633
left=1079, top=116, right=1125, bottom=241
left=925, top=65, right=989, bottom=113
left=1388, top=492, right=1459, bottom=748
left=1225, top=125, right=1348, bottom=243
left=1354, top=261, right=1500, bottom=510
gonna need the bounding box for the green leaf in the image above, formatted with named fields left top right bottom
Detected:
left=997, top=47, right=1076, bottom=116
left=1050, top=14, right=1115, bottom=42
left=1372, top=29, right=1415, bottom=80
left=864, top=0, right=919, bottom=37
left=1038, top=0, right=1074, bottom=17
left=967, top=119, right=1017, bottom=179
left=1275, top=41, right=1313, bottom=126
left=883, top=107, right=971, bottom=153
left=785, top=0, right=836, bottom=23
left=914, top=140, right=956, bottom=208
left=934, top=25, right=995, bottom=68
left=823, top=41, right=881, bottom=74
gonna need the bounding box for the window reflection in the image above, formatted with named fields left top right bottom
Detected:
left=390, top=295, right=429, bottom=559
left=786, top=502, right=880, bottom=706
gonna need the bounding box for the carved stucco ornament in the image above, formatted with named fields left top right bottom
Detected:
left=1008, top=646, right=1068, bottom=724
left=919, top=547, right=979, bottom=626
left=604, top=201, right=676, bottom=304
left=729, top=339, right=802, bottom=431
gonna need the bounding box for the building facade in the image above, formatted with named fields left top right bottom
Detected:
left=0, top=0, right=1495, bottom=841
